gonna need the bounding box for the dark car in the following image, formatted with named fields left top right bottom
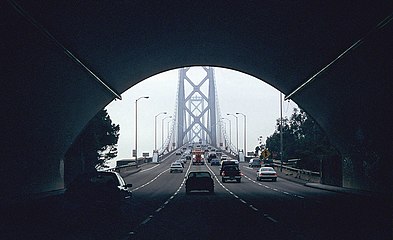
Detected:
left=210, top=158, right=220, bottom=166
left=207, top=153, right=217, bottom=163
left=262, top=158, right=274, bottom=167
left=64, top=171, right=133, bottom=213
left=249, top=158, right=261, bottom=168
left=185, top=171, right=214, bottom=194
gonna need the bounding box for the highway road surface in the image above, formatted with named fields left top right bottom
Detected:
left=1, top=153, right=390, bottom=240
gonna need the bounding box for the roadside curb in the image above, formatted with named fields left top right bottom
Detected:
left=304, top=183, right=373, bottom=197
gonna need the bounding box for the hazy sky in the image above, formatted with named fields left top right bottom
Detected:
left=105, top=67, right=297, bottom=161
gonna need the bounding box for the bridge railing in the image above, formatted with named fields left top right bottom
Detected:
left=271, top=159, right=321, bottom=182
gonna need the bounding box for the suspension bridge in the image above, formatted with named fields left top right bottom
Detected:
left=157, top=67, right=238, bottom=156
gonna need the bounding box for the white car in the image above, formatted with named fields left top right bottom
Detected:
left=178, top=157, right=187, bottom=164
left=170, top=162, right=184, bottom=173
left=256, top=167, right=277, bottom=181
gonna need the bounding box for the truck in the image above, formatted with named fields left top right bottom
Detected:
left=221, top=165, right=242, bottom=183
left=192, top=149, right=204, bottom=165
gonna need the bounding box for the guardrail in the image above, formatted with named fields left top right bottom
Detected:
left=271, top=159, right=320, bottom=181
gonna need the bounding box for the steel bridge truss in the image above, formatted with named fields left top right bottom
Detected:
left=176, top=67, right=218, bottom=147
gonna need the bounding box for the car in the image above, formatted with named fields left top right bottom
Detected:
left=207, top=153, right=217, bottom=163
left=178, top=157, right=187, bottom=164
left=174, top=159, right=185, bottom=167
left=262, top=158, right=274, bottom=167
left=170, top=162, right=184, bottom=173
left=210, top=158, right=220, bottom=166
left=185, top=171, right=214, bottom=194
left=256, top=167, right=277, bottom=181
left=219, top=160, right=238, bottom=175
left=221, top=154, right=228, bottom=160
left=175, top=150, right=182, bottom=155
left=64, top=171, right=133, bottom=213
left=249, top=158, right=261, bottom=168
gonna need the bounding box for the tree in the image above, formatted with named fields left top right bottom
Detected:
left=65, top=109, right=120, bottom=172
left=265, top=108, right=340, bottom=171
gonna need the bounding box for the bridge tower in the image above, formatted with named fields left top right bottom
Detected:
left=176, top=67, right=218, bottom=147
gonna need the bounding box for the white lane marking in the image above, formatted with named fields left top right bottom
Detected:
left=135, top=160, right=192, bottom=230
left=243, top=166, right=253, bottom=170
left=131, top=168, right=169, bottom=192
left=140, top=164, right=160, bottom=172
left=249, top=205, right=258, bottom=211
left=138, top=151, right=176, bottom=173
left=205, top=162, right=264, bottom=214
left=266, top=216, right=278, bottom=223
left=242, top=170, right=307, bottom=200
left=141, top=215, right=153, bottom=225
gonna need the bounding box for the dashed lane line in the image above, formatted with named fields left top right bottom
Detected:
left=242, top=172, right=306, bottom=199
left=205, top=163, right=279, bottom=224
left=126, top=160, right=193, bottom=238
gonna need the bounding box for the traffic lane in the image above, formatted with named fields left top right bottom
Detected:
left=240, top=164, right=336, bottom=200
left=131, top=173, right=293, bottom=240
left=122, top=160, right=193, bottom=236
left=224, top=164, right=391, bottom=239
left=241, top=163, right=391, bottom=226
left=124, top=153, right=182, bottom=188
left=59, top=156, right=191, bottom=240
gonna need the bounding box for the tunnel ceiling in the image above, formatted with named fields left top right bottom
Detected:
left=1, top=0, right=392, bottom=193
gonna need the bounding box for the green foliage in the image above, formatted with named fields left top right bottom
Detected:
left=266, top=108, right=340, bottom=171
left=65, top=109, right=120, bottom=172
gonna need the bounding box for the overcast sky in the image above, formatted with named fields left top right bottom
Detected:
left=105, top=67, right=297, bottom=161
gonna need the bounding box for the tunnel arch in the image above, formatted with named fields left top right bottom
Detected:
left=1, top=0, right=392, bottom=197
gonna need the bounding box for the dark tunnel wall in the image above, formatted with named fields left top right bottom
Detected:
left=1, top=0, right=392, bottom=197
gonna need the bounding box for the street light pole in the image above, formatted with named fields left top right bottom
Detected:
left=167, top=118, right=174, bottom=149
left=236, top=112, right=247, bottom=155
left=221, top=117, right=231, bottom=149
left=135, top=96, right=149, bottom=162
left=280, top=93, right=283, bottom=172
left=162, top=116, right=172, bottom=149
left=227, top=113, right=239, bottom=152
left=154, top=112, right=167, bottom=151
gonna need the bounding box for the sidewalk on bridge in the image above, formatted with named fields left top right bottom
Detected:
left=274, top=167, right=373, bottom=197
